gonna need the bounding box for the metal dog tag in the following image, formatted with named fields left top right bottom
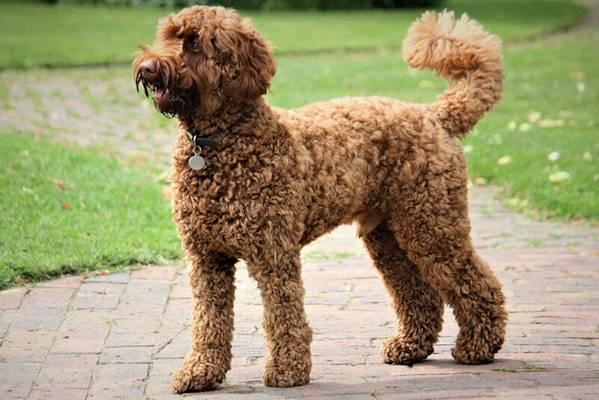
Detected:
left=188, top=155, right=206, bottom=170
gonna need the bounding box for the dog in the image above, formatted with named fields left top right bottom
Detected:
left=134, top=6, right=508, bottom=393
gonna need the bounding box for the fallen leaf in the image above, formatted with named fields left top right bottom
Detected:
left=528, top=111, right=542, bottom=123
left=518, top=123, right=531, bottom=132
left=162, top=186, right=173, bottom=201
left=54, top=179, right=66, bottom=190
left=474, top=177, right=488, bottom=186
left=127, top=152, right=148, bottom=167
left=538, top=119, right=565, bottom=128
left=549, top=171, right=571, bottom=183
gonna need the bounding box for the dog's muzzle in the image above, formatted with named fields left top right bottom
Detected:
left=135, top=58, right=188, bottom=118
left=135, top=57, right=201, bottom=118
left=135, top=59, right=170, bottom=102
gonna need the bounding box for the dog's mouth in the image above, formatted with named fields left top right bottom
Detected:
left=153, top=85, right=169, bottom=102
left=135, top=71, right=179, bottom=117
left=135, top=58, right=204, bottom=119
left=135, top=70, right=169, bottom=103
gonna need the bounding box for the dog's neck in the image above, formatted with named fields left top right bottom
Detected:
left=178, top=98, right=276, bottom=171
left=180, top=98, right=272, bottom=142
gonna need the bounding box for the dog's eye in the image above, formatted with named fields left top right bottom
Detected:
left=184, top=35, right=202, bottom=53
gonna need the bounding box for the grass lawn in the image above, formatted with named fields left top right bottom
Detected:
left=0, top=0, right=587, bottom=69
left=465, top=29, right=599, bottom=221
left=0, top=134, right=181, bottom=289
left=0, top=0, right=596, bottom=289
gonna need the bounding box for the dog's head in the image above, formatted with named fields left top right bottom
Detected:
left=133, top=6, right=276, bottom=119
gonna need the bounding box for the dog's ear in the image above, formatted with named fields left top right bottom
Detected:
left=215, top=17, right=277, bottom=102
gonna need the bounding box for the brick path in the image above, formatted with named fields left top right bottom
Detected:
left=1, top=186, right=598, bottom=399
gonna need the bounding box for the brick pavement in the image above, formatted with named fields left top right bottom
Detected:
left=1, top=186, right=598, bottom=399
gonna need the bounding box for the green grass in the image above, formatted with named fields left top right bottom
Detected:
left=302, top=250, right=356, bottom=263
left=464, top=29, right=599, bottom=221
left=0, top=0, right=587, bottom=69
left=0, top=3, right=166, bottom=69
left=0, top=0, right=596, bottom=288
left=0, top=134, right=181, bottom=290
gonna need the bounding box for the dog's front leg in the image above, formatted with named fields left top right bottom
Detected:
left=249, top=250, right=313, bottom=387
left=171, top=252, right=237, bottom=393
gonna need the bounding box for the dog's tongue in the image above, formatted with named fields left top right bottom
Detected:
left=154, top=87, right=166, bottom=101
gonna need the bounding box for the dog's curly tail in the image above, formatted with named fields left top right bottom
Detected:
left=402, top=11, right=504, bottom=139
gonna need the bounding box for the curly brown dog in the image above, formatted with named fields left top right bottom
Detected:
left=134, top=6, right=508, bottom=393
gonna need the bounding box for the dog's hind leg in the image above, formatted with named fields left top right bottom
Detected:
left=362, top=221, right=444, bottom=365
left=407, top=241, right=507, bottom=364
left=391, top=182, right=508, bottom=365
left=170, top=252, right=237, bottom=393
left=248, top=248, right=313, bottom=388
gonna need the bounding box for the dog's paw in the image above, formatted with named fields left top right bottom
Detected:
left=263, top=359, right=311, bottom=387
left=451, top=329, right=503, bottom=365
left=451, top=344, right=498, bottom=365
left=451, top=314, right=507, bottom=365
left=170, top=354, right=227, bottom=393
left=380, top=336, right=434, bottom=366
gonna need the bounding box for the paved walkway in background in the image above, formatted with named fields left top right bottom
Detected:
left=1, top=186, right=598, bottom=399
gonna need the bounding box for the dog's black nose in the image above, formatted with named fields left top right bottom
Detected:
left=139, top=59, right=158, bottom=80
left=139, top=59, right=156, bottom=73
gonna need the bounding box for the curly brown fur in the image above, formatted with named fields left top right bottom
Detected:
left=134, top=6, right=508, bottom=393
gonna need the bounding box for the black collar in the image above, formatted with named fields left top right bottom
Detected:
left=184, top=114, right=245, bottom=149
left=185, top=131, right=219, bottom=148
